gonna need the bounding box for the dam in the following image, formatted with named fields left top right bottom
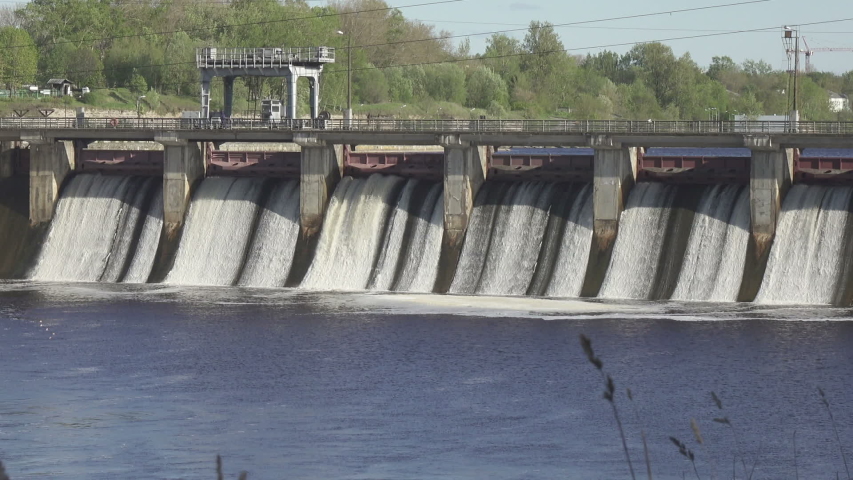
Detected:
left=1, top=118, right=853, bottom=304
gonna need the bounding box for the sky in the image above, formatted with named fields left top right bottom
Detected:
left=338, top=0, right=853, bottom=74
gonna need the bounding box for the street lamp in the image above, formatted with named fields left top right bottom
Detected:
left=336, top=30, right=353, bottom=124
left=136, top=95, right=146, bottom=120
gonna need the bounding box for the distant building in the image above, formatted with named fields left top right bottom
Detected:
left=829, top=91, right=850, bottom=113
left=46, top=78, right=74, bottom=96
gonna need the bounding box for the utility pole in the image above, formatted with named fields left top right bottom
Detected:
left=782, top=26, right=800, bottom=131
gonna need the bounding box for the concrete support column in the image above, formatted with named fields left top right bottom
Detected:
left=286, top=75, right=298, bottom=120
left=739, top=135, right=793, bottom=300
left=26, top=134, right=75, bottom=226
left=288, top=133, right=343, bottom=285
left=156, top=134, right=206, bottom=239
left=581, top=135, right=637, bottom=297
left=435, top=134, right=487, bottom=293
left=200, top=75, right=211, bottom=119
left=223, top=76, right=235, bottom=118
left=308, top=76, right=319, bottom=120
left=0, top=141, right=16, bottom=178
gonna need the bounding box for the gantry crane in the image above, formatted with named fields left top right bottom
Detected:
left=802, top=36, right=853, bottom=72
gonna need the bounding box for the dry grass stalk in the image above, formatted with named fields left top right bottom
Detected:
left=670, top=436, right=701, bottom=480
left=793, top=430, right=799, bottom=480
left=819, top=387, right=850, bottom=480
left=711, top=391, right=754, bottom=480
left=627, top=388, right=654, bottom=480
left=216, top=455, right=248, bottom=480
left=579, top=334, right=637, bottom=480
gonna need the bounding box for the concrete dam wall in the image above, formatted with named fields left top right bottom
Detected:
left=4, top=139, right=853, bottom=305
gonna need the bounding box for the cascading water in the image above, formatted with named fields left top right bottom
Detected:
left=238, top=180, right=300, bottom=287
left=542, top=184, right=594, bottom=298
left=29, top=174, right=161, bottom=282
left=671, top=185, right=749, bottom=302
left=301, top=174, right=443, bottom=292
left=598, top=182, right=678, bottom=300
left=123, top=188, right=164, bottom=283
left=755, top=185, right=853, bottom=305
left=166, top=177, right=264, bottom=286
left=369, top=180, right=444, bottom=292
left=450, top=182, right=561, bottom=296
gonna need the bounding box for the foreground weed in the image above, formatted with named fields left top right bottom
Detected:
left=819, top=387, right=850, bottom=480
left=579, top=334, right=637, bottom=480
left=711, top=391, right=755, bottom=480
left=669, top=436, right=700, bottom=480
left=627, top=388, right=654, bottom=480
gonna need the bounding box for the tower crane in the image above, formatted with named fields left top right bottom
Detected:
left=802, top=36, right=853, bottom=72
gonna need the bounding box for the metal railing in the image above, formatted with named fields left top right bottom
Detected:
left=1, top=117, right=852, bottom=135
left=196, top=46, right=335, bottom=68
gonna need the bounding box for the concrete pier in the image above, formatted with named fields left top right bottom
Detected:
left=0, top=141, right=16, bottom=178
left=26, top=135, right=75, bottom=226
left=581, top=135, right=637, bottom=296
left=434, top=134, right=487, bottom=292
left=157, top=135, right=205, bottom=239
left=288, top=133, right=343, bottom=285
left=739, top=135, right=793, bottom=301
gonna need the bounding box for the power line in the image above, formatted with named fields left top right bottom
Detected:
left=327, top=16, right=853, bottom=77
left=347, top=0, right=775, bottom=52
left=55, top=15, right=853, bottom=95
left=0, top=0, right=772, bottom=81
left=0, top=0, right=463, bottom=51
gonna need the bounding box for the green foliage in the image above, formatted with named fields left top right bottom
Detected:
left=128, top=70, right=148, bottom=94
left=465, top=67, right=508, bottom=109
left=353, top=65, right=389, bottom=104
left=423, top=64, right=466, bottom=104
left=1, top=0, right=846, bottom=120
left=0, top=27, right=38, bottom=89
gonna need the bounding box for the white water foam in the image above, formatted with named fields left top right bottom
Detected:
left=123, top=186, right=164, bottom=284
left=396, top=183, right=443, bottom=293
left=599, top=182, right=677, bottom=300
left=301, top=175, right=406, bottom=291
left=476, top=182, right=556, bottom=296
left=166, top=177, right=263, bottom=286
left=544, top=184, right=594, bottom=298
left=30, top=174, right=158, bottom=282
left=238, top=180, right=300, bottom=287
left=755, top=185, right=853, bottom=305
left=370, top=179, right=420, bottom=291
left=449, top=183, right=509, bottom=294
left=671, top=185, right=749, bottom=302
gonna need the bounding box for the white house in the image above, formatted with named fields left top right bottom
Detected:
left=829, top=91, right=850, bottom=113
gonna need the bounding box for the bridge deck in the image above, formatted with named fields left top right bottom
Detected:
left=1, top=119, right=851, bottom=148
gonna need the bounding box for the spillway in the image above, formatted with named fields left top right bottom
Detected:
left=756, top=185, right=853, bottom=305
left=598, top=183, right=683, bottom=300
left=238, top=180, right=300, bottom=288
left=301, top=174, right=443, bottom=292
left=671, top=185, right=749, bottom=302
left=166, top=177, right=264, bottom=286
left=541, top=184, right=594, bottom=298
left=29, top=174, right=162, bottom=282
left=449, top=182, right=595, bottom=297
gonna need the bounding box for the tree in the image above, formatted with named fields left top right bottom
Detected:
left=353, top=65, right=389, bottom=104
left=423, top=63, right=465, bottom=104
left=129, top=69, right=147, bottom=94
left=482, top=33, right=523, bottom=85
left=465, top=67, right=508, bottom=109
left=706, top=56, right=738, bottom=81
left=0, top=27, right=38, bottom=89
left=522, top=21, right=567, bottom=82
